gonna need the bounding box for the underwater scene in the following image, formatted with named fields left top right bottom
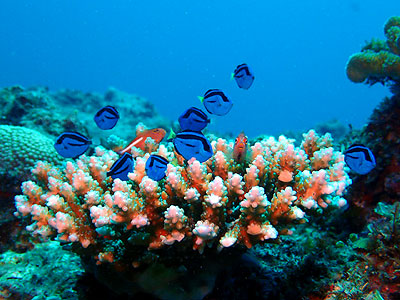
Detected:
left=1, top=1, right=400, bottom=299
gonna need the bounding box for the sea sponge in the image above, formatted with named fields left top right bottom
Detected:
left=346, top=16, right=400, bottom=84
left=0, top=125, right=62, bottom=179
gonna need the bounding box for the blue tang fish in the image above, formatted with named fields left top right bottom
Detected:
left=145, top=154, right=169, bottom=181
left=94, top=105, right=119, bottom=130
left=344, top=144, right=376, bottom=175
left=107, top=153, right=134, bottom=181
left=200, top=89, right=233, bottom=116
left=54, top=132, right=91, bottom=158
left=178, top=107, right=210, bottom=131
left=233, top=63, right=255, bottom=90
left=173, top=131, right=213, bottom=163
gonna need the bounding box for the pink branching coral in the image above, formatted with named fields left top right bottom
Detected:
left=15, top=129, right=351, bottom=267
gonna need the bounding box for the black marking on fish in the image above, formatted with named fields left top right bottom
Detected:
left=67, top=141, right=90, bottom=147
left=107, top=153, right=133, bottom=176
left=151, top=155, right=168, bottom=165
left=148, top=155, right=168, bottom=169
left=181, top=107, right=208, bottom=121
left=95, top=106, right=119, bottom=119
left=176, top=132, right=212, bottom=153
left=345, top=154, right=359, bottom=160
left=345, top=145, right=374, bottom=162
left=234, top=64, right=251, bottom=76
left=56, top=132, right=90, bottom=145
left=204, top=89, right=230, bottom=103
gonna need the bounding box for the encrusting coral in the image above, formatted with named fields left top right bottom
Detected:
left=346, top=16, right=400, bottom=85
left=15, top=125, right=351, bottom=270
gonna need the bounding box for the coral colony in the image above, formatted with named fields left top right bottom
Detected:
left=15, top=124, right=350, bottom=266
left=346, top=16, right=400, bottom=85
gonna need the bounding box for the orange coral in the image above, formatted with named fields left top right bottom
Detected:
left=15, top=130, right=351, bottom=267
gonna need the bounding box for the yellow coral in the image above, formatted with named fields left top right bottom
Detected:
left=346, top=51, right=400, bottom=83
left=384, top=16, right=400, bottom=55
left=346, top=16, right=400, bottom=83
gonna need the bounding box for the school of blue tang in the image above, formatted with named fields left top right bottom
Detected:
left=53, top=62, right=377, bottom=181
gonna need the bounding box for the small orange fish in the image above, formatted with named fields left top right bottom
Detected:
left=119, top=128, right=166, bottom=154
left=233, top=132, right=248, bottom=162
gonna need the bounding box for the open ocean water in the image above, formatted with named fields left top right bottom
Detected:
left=0, top=0, right=396, bottom=137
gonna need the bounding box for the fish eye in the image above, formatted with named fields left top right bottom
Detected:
left=153, top=129, right=159, bottom=132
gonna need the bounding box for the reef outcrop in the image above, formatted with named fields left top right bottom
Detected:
left=14, top=126, right=351, bottom=298
left=346, top=16, right=400, bottom=85
left=0, top=86, right=172, bottom=142
left=345, top=93, right=400, bottom=208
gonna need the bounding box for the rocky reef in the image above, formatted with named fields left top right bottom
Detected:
left=0, top=241, right=83, bottom=299
left=3, top=16, right=400, bottom=296
left=320, top=16, right=400, bottom=300
left=0, top=86, right=171, bottom=142
left=346, top=93, right=400, bottom=208
left=0, top=85, right=172, bottom=193
left=0, top=86, right=89, bottom=139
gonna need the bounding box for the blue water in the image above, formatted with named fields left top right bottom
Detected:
left=0, top=0, right=395, bottom=137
